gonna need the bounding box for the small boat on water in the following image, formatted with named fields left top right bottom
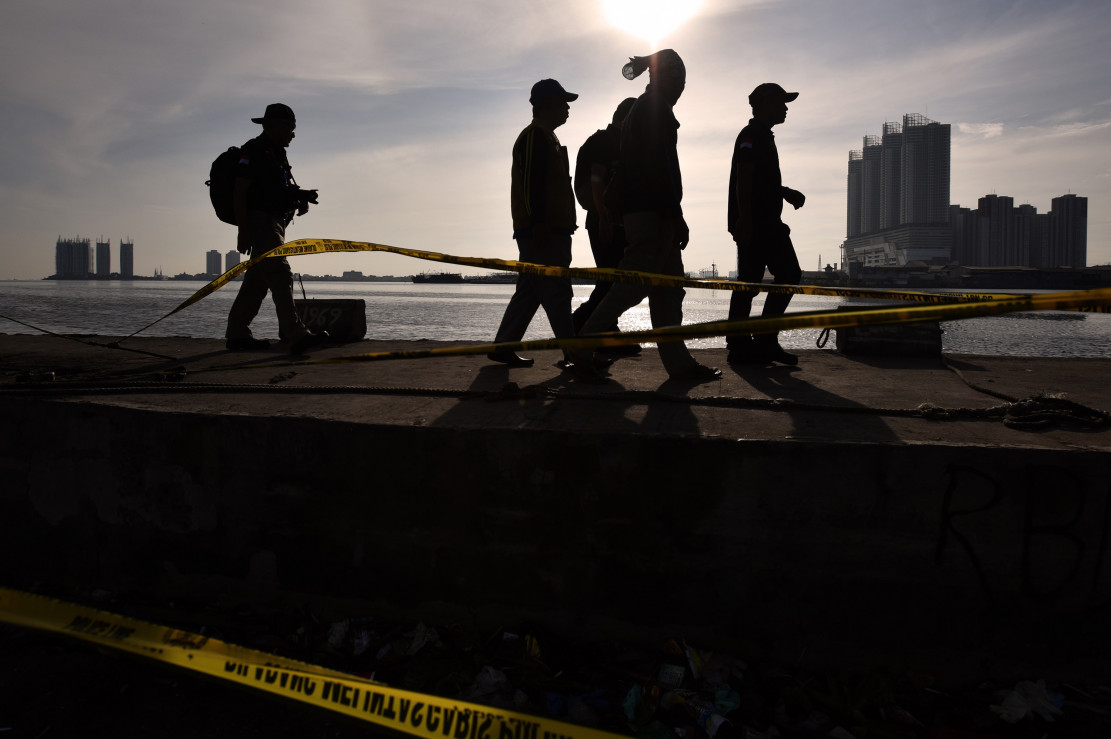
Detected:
left=411, top=271, right=464, bottom=284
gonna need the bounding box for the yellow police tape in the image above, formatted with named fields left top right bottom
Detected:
left=266, top=238, right=1018, bottom=303
left=298, top=285, right=1111, bottom=364
left=150, top=284, right=1111, bottom=377
left=142, top=238, right=1036, bottom=331
left=123, top=237, right=1108, bottom=348
left=0, top=586, right=628, bottom=739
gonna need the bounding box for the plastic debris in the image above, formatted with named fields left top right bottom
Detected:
left=662, top=689, right=731, bottom=738
left=879, top=704, right=923, bottom=728
left=325, top=617, right=375, bottom=656
left=326, top=620, right=348, bottom=649
left=404, top=623, right=438, bottom=656
left=826, top=727, right=858, bottom=739
left=524, top=634, right=543, bottom=661
left=990, top=679, right=1065, bottom=723
left=132, top=601, right=1109, bottom=739
left=658, top=663, right=686, bottom=688
left=461, top=665, right=511, bottom=704
left=684, top=641, right=709, bottom=682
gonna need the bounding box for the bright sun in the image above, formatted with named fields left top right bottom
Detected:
left=601, top=0, right=704, bottom=49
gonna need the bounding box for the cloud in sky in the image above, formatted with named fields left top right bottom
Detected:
left=1, top=0, right=1109, bottom=281
left=957, top=123, right=1005, bottom=138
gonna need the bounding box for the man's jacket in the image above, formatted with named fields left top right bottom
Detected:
left=511, top=123, right=577, bottom=235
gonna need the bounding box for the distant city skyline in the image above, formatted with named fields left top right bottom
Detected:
left=844, top=113, right=1087, bottom=269
left=950, top=193, right=1087, bottom=269
left=53, top=236, right=135, bottom=279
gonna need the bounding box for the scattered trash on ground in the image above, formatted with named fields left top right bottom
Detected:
left=11, top=588, right=1111, bottom=738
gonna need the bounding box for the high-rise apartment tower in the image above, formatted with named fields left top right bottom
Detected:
left=120, top=239, right=134, bottom=278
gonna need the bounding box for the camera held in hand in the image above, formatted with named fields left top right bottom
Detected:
left=291, top=187, right=319, bottom=216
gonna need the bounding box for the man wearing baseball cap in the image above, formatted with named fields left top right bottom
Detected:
left=488, top=79, right=580, bottom=367
left=725, top=83, right=806, bottom=366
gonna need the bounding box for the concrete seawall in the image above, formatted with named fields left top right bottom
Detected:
left=1, top=335, right=1109, bottom=670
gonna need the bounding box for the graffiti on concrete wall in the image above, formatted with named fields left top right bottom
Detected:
left=935, top=463, right=1111, bottom=608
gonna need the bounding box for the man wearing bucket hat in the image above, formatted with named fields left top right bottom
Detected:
left=225, top=103, right=327, bottom=354
left=488, top=79, right=580, bottom=368
left=725, top=83, right=806, bottom=366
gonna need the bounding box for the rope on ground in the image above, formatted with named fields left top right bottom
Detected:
left=941, top=357, right=1020, bottom=403
left=0, top=313, right=178, bottom=361
left=941, top=357, right=1110, bottom=430
left=1001, top=396, right=1110, bottom=431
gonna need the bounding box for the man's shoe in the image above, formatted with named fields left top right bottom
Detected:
left=670, top=363, right=722, bottom=383
left=487, top=352, right=534, bottom=367
left=765, top=343, right=799, bottom=366
left=609, top=344, right=642, bottom=357
left=226, top=337, right=270, bottom=351
left=290, top=330, right=330, bottom=355
left=753, top=335, right=799, bottom=366
left=726, top=335, right=763, bottom=365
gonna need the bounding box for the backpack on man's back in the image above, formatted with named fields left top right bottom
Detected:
left=205, top=145, right=245, bottom=225
left=573, top=143, right=595, bottom=213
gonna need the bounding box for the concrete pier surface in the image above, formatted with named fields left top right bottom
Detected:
left=1, top=333, right=1110, bottom=683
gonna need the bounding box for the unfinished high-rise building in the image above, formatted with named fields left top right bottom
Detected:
left=900, top=113, right=951, bottom=225
left=880, top=121, right=903, bottom=229
left=120, top=239, right=135, bottom=278
left=55, top=236, right=93, bottom=278
left=96, top=237, right=111, bottom=277
left=843, top=114, right=952, bottom=268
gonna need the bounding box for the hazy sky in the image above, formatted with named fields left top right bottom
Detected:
left=2, top=0, right=1109, bottom=280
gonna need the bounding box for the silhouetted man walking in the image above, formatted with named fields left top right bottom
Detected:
left=488, top=79, right=579, bottom=367
left=571, top=97, right=638, bottom=355
left=569, top=50, right=720, bottom=384
left=225, top=103, right=327, bottom=354
left=725, top=83, right=806, bottom=366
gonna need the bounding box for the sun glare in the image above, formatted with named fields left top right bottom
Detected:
left=602, top=0, right=704, bottom=49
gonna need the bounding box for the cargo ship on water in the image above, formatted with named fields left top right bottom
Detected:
left=411, top=271, right=519, bottom=284
left=410, top=271, right=463, bottom=284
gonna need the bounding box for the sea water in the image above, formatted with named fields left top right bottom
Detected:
left=0, top=280, right=1107, bottom=357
